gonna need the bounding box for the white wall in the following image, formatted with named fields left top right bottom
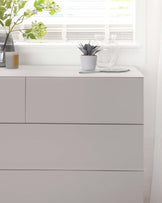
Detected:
left=15, top=44, right=145, bottom=68
left=144, top=0, right=162, bottom=203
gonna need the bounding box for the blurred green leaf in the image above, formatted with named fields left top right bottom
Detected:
left=14, top=6, right=17, bottom=14
left=45, top=0, right=60, bottom=15
left=2, top=14, right=9, bottom=21
left=0, top=20, right=4, bottom=26
left=0, top=6, right=6, bottom=19
left=6, top=0, right=12, bottom=9
left=34, top=0, right=60, bottom=14
left=0, top=0, right=5, bottom=7
left=23, top=21, right=47, bottom=40
left=28, top=33, right=36, bottom=39
left=24, top=9, right=37, bottom=17
left=34, top=0, right=45, bottom=11
left=18, top=0, right=27, bottom=10
left=5, top=18, right=11, bottom=26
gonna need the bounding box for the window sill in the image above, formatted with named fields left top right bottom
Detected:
left=15, top=41, right=141, bottom=49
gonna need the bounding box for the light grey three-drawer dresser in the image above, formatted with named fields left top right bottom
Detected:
left=0, top=66, right=144, bottom=203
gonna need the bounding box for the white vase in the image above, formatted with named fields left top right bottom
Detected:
left=80, top=55, right=97, bottom=71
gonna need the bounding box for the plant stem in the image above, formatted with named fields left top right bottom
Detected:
left=2, top=32, right=10, bottom=52
left=10, top=15, right=25, bottom=33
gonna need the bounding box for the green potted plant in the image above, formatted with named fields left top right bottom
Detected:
left=78, top=42, right=101, bottom=71
left=0, top=0, right=60, bottom=67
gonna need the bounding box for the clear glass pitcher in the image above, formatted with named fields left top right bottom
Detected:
left=97, top=45, right=120, bottom=69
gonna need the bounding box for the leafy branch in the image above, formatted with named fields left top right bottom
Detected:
left=0, top=0, right=60, bottom=51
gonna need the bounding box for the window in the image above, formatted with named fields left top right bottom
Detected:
left=16, top=0, right=136, bottom=43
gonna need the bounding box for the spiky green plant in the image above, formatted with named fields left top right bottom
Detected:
left=78, top=42, right=101, bottom=56
left=0, top=0, right=60, bottom=51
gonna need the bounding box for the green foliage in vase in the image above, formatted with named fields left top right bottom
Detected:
left=0, top=0, right=60, bottom=50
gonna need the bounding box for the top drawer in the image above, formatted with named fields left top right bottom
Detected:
left=0, top=77, right=25, bottom=123
left=26, top=77, right=143, bottom=124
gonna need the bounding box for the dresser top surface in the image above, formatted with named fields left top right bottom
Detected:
left=0, top=65, right=144, bottom=78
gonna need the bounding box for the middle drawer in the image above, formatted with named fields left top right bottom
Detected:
left=0, top=124, right=143, bottom=170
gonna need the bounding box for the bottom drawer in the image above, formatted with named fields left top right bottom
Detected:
left=0, top=171, right=143, bottom=203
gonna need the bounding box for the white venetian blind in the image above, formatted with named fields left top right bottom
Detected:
left=22, top=0, right=135, bottom=42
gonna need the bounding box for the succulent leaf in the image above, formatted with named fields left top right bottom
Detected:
left=78, top=42, right=101, bottom=56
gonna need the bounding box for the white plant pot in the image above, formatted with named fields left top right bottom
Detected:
left=80, top=55, right=97, bottom=71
